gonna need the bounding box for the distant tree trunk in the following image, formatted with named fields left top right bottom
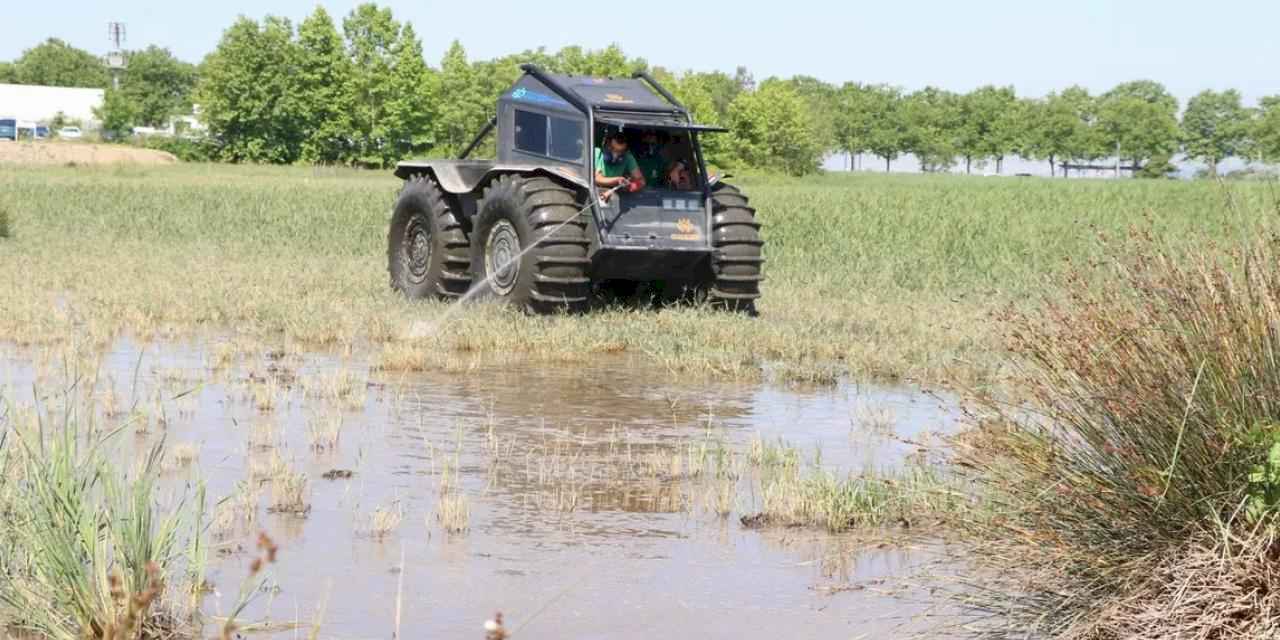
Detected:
left=996, top=156, right=1003, bottom=174
left=965, top=155, right=971, bottom=175
left=884, top=156, right=891, bottom=172
left=1208, top=158, right=1218, bottom=177
left=1049, top=154, right=1055, bottom=178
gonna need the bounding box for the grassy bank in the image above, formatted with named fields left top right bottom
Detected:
left=952, top=218, right=1280, bottom=637
left=0, top=164, right=1269, bottom=386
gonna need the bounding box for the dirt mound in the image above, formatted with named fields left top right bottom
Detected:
left=0, top=141, right=178, bottom=166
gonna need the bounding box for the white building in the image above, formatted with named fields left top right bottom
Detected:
left=0, top=83, right=105, bottom=128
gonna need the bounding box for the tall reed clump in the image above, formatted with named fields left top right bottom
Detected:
left=954, top=223, right=1280, bottom=638
left=0, top=398, right=199, bottom=640
left=0, top=203, right=10, bottom=239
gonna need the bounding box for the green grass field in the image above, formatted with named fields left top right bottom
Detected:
left=0, top=164, right=1270, bottom=386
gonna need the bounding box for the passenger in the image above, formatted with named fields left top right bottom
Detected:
left=635, top=131, right=667, bottom=186
left=594, top=131, right=645, bottom=201
left=663, top=134, right=690, bottom=165
left=666, top=159, right=694, bottom=191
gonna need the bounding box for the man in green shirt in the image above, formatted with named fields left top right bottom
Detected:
left=594, top=131, right=645, bottom=201
left=635, top=131, right=667, bottom=186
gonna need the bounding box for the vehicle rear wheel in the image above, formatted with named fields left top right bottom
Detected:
left=471, top=175, right=591, bottom=313
left=708, top=183, right=764, bottom=313
left=387, top=174, right=472, bottom=300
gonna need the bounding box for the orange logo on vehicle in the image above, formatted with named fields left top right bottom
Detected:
left=673, top=218, right=700, bottom=241
left=604, top=93, right=635, bottom=104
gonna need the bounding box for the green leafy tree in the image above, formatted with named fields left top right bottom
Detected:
left=784, top=75, right=839, bottom=155
left=680, top=71, right=741, bottom=122
left=1025, top=86, right=1100, bottom=176
left=1253, top=96, right=1280, bottom=163
left=988, top=94, right=1029, bottom=173
left=861, top=84, right=908, bottom=172
left=114, top=46, right=196, bottom=128
left=956, top=85, right=1017, bottom=174
left=95, top=89, right=139, bottom=135
left=196, top=16, right=304, bottom=163
left=904, top=87, right=961, bottom=172
left=0, top=61, right=16, bottom=83
left=673, top=72, right=733, bottom=166
left=296, top=7, right=354, bottom=164
left=12, top=38, right=109, bottom=87
left=1181, top=89, right=1250, bottom=176
left=1097, top=80, right=1180, bottom=173
left=343, top=3, right=402, bottom=166
left=384, top=22, right=438, bottom=163
left=727, top=79, right=822, bottom=176
left=432, top=41, right=490, bottom=156
left=551, top=44, right=643, bottom=77
left=833, top=83, right=873, bottom=169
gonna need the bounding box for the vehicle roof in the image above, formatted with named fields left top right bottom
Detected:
left=502, top=72, right=682, bottom=116
left=548, top=73, right=677, bottom=112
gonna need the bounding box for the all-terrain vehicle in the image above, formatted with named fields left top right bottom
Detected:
left=386, top=64, right=764, bottom=313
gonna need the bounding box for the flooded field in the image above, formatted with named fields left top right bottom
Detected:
left=0, top=335, right=962, bottom=639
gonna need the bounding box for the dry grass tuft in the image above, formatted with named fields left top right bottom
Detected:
left=1060, top=527, right=1280, bottom=640
left=166, top=443, right=199, bottom=470
left=267, top=466, right=310, bottom=516
left=359, top=502, right=403, bottom=539
left=435, top=455, right=470, bottom=534
left=212, top=482, right=260, bottom=540
left=306, top=413, right=343, bottom=452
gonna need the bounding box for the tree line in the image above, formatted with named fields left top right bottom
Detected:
left=4, top=5, right=1280, bottom=176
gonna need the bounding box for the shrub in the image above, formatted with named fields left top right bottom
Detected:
left=133, top=136, right=218, bottom=163
left=954, top=223, right=1280, bottom=637
left=0, top=204, right=10, bottom=239
left=0, top=398, right=200, bottom=640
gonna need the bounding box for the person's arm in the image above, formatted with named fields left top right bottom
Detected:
left=624, top=153, right=645, bottom=191
left=595, top=171, right=628, bottom=188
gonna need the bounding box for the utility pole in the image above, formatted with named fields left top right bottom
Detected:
left=106, top=22, right=126, bottom=90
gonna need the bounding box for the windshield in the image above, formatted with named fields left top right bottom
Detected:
left=0, top=120, right=15, bottom=139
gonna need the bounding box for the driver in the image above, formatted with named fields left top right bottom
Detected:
left=635, top=130, right=667, bottom=186
left=594, top=131, right=645, bottom=201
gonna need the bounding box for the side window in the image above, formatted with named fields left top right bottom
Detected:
left=549, top=117, right=583, bottom=161
left=514, top=110, right=548, bottom=155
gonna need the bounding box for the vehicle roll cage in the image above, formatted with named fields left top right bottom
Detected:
left=458, top=64, right=721, bottom=199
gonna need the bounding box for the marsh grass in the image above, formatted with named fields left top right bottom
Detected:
left=4, top=166, right=1270, bottom=386
left=952, top=217, right=1280, bottom=638
left=267, top=465, right=309, bottom=516
left=0, top=393, right=200, bottom=640
left=0, top=203, right=10, bottom=239
left=305, top=412, right=342, bottom=452
left=435, top=455, right=470, bottom=534
left=212, top=482, right=260, bottom=541
left=358, top=502, right=403, bottom=540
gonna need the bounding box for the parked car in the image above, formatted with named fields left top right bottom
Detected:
left=35, top=125, right=50, bottom=139
left=58, top=126, right=83, bottom=139
left=0, top=118, right=15, bottom=141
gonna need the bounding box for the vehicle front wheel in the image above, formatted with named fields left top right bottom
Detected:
left=471, top=175, right=591, bottom=313
left=708, top=183, right=764, bottom=314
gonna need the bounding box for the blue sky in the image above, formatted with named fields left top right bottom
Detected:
left=4, top=0, right=1278, bottom=104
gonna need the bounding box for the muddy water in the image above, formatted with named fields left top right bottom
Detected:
left=0, top=337, right=963, bottom=639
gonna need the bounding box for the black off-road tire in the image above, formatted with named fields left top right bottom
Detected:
left=709, top=183, right=764, bottom=313
left=470, top=174, right=591, bottom=313
left=387, top=175, right=472, bottom=301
